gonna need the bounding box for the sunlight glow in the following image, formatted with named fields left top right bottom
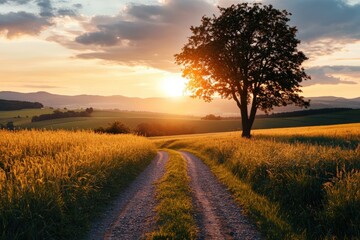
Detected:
left=161, top=75, right=187, bottom=97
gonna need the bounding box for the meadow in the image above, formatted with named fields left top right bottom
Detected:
left=149, top=150, right=197, bottom=239
left=155, top=123, right=360, bottom=239
left=1, top=108, right=360, bottom=135
left=0, top=130, right=156, bottom=239
left=1, top=112, right=360, bottom=239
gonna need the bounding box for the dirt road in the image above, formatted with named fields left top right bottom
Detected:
left=87, top=151, right=168, bottom=240
left=87, top=150, right=261, bottom=240
left=181, top=151, right=261, bottom=240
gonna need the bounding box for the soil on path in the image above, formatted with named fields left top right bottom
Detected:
left=180, top=151, right=262, bottom=240
left=86, top=151, right=168, bottom=240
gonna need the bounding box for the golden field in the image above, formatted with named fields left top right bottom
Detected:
left=0, top=130, right=156, bottom=239
left=155, top=123, right=360, bottom=239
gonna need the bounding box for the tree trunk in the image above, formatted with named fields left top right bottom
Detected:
left=241, top=120, right=251, bottom=138
left=240, top=105, right=252, bottom=138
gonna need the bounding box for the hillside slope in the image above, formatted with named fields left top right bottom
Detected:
left=1, top=91, right=359, bottom=116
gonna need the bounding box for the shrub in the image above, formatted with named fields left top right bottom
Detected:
left=95, top=121, right=131, bottom=134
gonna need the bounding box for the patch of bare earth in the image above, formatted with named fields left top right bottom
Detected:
left=180, top=151, right=262, bottom=240
left=86, top=151, right=168, bottom=240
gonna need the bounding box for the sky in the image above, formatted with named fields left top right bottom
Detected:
left=1, top=0, right=360, bottom=98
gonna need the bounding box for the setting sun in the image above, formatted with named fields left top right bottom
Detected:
left=161, top=75, right=187, bottom=97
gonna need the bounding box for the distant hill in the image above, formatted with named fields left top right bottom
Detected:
left=0, top=99, right=43, bottom=111
left=0, top=91, right=359, bottom=116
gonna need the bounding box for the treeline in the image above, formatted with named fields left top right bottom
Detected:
left=135, top=122, right=194, bottom=136
left=32, top=108, right=93, bottom=122
left=0, top=99, right=43, bottom=111
left=259, top=108, right=354, bottom=118
left=219, top=108, right=354, bottom=120
left=201, top=114, right=223, bottom=120
left=0, top=121, right=15, bottom=130
left=95, top=121, right=194, bottom=137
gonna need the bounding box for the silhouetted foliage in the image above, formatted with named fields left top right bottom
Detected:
left=95, top=121, right=131, bottom=134
left=201, top=114, right=223, bottom=120
left=222, top=108, right=354, bottom=120
left=2, top=122, right=15, bottom=130
left=85, top=107, right=93, bottom=114
left=31, top=108, right=93, bottom=122
left=175, top=3, right=310, bottom=138
left=135, top=123, right=195, bottom=137
left=0, top=99, right=43, bottom=111
left=0, top=122, right=15, bottom=130
left=6, top=122, right=14, bottom=130
left=258, top=108, right=353, bottom=118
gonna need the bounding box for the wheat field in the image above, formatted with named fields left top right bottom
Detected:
left=0, top=130, right=156, bottom=239
left=156, top=123, right=360, bottom=239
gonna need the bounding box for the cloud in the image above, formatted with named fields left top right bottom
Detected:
left=0, top=0, right=31, bottom=4
left=71, top=0, right=215, bottom=71
left=305, top=65, right=360, bottom=86
left=217, top=0, right=360, bottom=56
left=0, top=0, right=55, bottom=17
left=76, top=31, right=119, bottom=46
left=22, top=84, right=60, bottom=89
left=73, top=3, right=82, bottom=9
left=57, top=8, right=77, bottom=17
left=267, top=0, right=360, bottom=42
left=67, top=0, right=360, bottom=71
left=37, top=0, right=54, bottom=17
left=259, top=0, right=360, bottom=56
left=0, top=0, right=82, bottom=38
left=0, top=11, right=51, bottom=38
left=221, top=0, right=360, bottom=42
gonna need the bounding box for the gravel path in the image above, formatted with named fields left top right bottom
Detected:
left=86, top=151, right=168, bottom=240
left=180, top=151, right=262, bottom=240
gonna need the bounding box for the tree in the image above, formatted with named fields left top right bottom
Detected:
left=6, top=121, right=14, bottom=130
left=201, top=114, right=222, bottom=120
left=85, top=107, right=94, bottom=114
left=175, top=3, right=310, bottom=138
left=95, top=121, right=131, bottom=134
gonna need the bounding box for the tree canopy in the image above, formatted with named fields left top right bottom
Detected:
left=175, top=3, right=310, bottom=138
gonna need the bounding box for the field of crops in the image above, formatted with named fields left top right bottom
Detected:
left=0, top=130, right=156, bottom=239
left=2, top=108, right=360, bottom=135
left=155, top=123, right=360, bottom=239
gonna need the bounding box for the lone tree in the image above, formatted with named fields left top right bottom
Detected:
left=175, top=3, right=310, bottom=138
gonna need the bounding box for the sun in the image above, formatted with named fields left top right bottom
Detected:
left=161, top=75, right=187, bottom=97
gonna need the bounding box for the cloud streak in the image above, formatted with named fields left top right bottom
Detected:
left=256, top=0, right=360, bottom=58
left=305, top=65, right=360, bottom=86
left=0, top=0, right=82, bottom=38
left=68, top=0, right=360, bottom=72
left=0, top=11, right=51, bottom=38
left=265, top=0, right=360, bottom=42
left=71, top=0, right=215, bottom=71
left=218, top=0, right=360, bottom=56
left=2, top=0, right=360, bottom=89
left=0, top=0, right=31, bottom=4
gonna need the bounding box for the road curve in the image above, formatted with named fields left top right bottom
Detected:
left=180, top=151, right=262, bottom=240
left=86, top=151, right=168, bottom=240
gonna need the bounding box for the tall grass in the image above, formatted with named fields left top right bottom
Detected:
left=156, top=123, right=360, bottom=239
left=148, top=150, right=197, bottom=240
left=0, top=130, right=156, bottom=239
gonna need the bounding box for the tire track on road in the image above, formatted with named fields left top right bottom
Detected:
left=180, top=151, right=261, bottom=240
left=87, top=151, right=168, bottom=240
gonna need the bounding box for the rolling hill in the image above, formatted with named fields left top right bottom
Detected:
left=0, top=91, right=359, bottom=116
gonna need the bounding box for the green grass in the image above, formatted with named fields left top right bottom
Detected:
left=153, top=123, right=360, bottom=239
left=148, top=150, right=197, bottom=240
left=0, top=130, right=157, bottom=239
left=2, top=109, right=360, bottom=134
left=0, top=108, right=54, bottom=126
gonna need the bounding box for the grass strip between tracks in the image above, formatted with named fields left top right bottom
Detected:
left=148, top=149, right=197, bottom=239
left=181, top=149, right=301, bottom=240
